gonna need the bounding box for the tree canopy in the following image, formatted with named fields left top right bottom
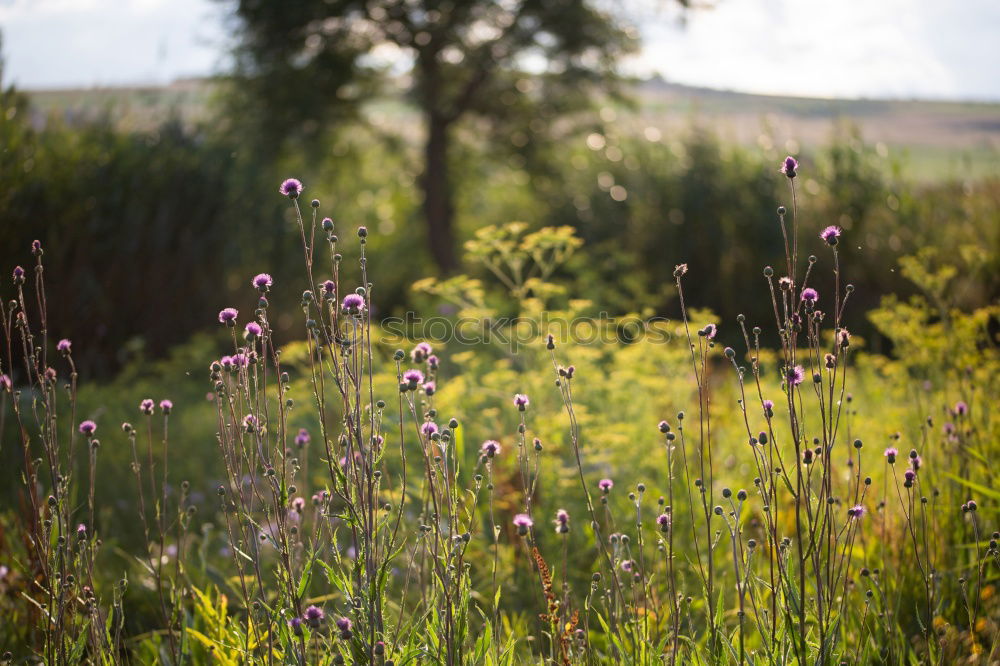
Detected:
left=225, top=0, right=640, bottom=271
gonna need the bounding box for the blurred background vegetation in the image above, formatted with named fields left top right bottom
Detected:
left=3, top=72, right=998, bottom=379
left=1, top=2, right=997, bottom=382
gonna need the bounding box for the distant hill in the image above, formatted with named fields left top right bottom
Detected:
left=633, top=77, right=1000, bottom=179
left=23, top=77, right=1000, bottom=180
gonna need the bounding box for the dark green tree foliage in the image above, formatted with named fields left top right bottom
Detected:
left=0, top=63, right=284, bottom=376
left=225, top=0, right=639, bottom=271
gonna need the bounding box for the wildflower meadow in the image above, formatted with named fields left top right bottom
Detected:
left=0, top=152, right=997, bottom=666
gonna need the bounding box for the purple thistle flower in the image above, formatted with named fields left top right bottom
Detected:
left=288, top=617, right=303, bottom=635
left=295, top=428, right=310, bottom=447
left=410, top=342, right=433, bottom=363
left=884, top=447, right=898, bottom=464
left=848, top=504, right=866, bottom=519
left=422, top=381, right=436, bottom=396
left=12, top=265, right=24, bottom=281
left=820, top=225, right=842, bottom=245
left=481, top=439, right=501, bottom=458
left=420, top=421, right=439, bottom=437
left=140, top=398, right=155, bottom=414
left=220, top=355, right=234, bottom=370
left=786, top=365, right=805, bottom=387
left=0, top=374, right=11, bottom=391
left=218, top=308, right=239, bottom=325
left=620, top=560, right=633, bottom=573
left=800, top=288, right=819, bottom=304
left=954, top=401, right=968, bottom=416
left=251, top=273, right=273, bottom=290
left=657, top=513, right=671, bottom=532
left=341, top=293, right=365, bottom=314
left=762, top=399, right=775, bottom=416
left=340, top=451, right=362, bottom=468
left=427, top=354, right=440, bottom=369
left=321, top=280, right=336, bottom=296
left=291, top=496, right=306, bottom=513
left=513, top=393, right=530, bottom=411
left=910, top=455, right=922, bottom=472
left=279, top=178, right=303, bottom=198
left=77, top=523, right=87, bottom=539
left=702, top=323, right=717, bottom=340
left=243, top=414, right=259, bottom=431
left=781, top=155, right=798, bottom=178
left=159, top=399, right=173, bottom=414
left=245, top=321, right=262, bottom=338
left=335, top=616, right=352, bottom=637
left=554, top=509, right=570, bottom=533
left=78, top=420, right=97, bottom=436
left=231, top=352, right=249, bottom=368
left=513, top=513, right=533, bottom=535
left=837, top=328, right=851, bottom=348
left=942, top=422, right=955, bottom=435
left=57, top=339, right=72, bottom=353
left=303, top=605, right=324, bottom=628
left=904, top=469, right=917, bottom=484
left=598, top=478, right=613, bottom=493
left=402, top=369, right=425, bottom=388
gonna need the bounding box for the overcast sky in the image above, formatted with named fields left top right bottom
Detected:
left=1, top=0, right=998, bottom=100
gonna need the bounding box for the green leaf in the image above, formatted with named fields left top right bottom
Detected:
left=945, top=473, right=1000, bottom=501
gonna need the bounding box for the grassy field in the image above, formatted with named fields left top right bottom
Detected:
left=1, top=183, right=998, bottom=663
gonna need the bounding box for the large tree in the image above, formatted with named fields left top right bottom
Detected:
left=225, top=0, right=639, bottom=272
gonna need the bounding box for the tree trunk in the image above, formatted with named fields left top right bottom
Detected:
left=421, top=113, right=457, bottom=273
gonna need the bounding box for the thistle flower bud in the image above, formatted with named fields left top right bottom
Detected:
left=780, top=156, right=797, bottom=178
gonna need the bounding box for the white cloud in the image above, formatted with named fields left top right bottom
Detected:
left=1, top=0, right=998, bottom=99
left=0, top=0, right=230, bottom=88
left=630, top=0, right=1000, bottom=100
